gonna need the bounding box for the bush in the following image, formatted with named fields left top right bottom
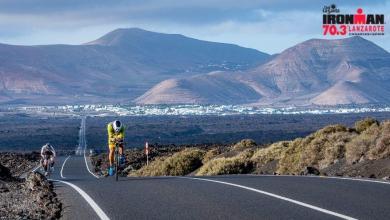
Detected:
left=345, top=122, right=381, bottom=164
left=316, top=124, right=347, bottom=136
left=367, top=121, right=390, bottom=160
left=367, top=134, right=390, bottom=160
left=251, top=142, right=288, bottom=166
left=130, top=148, right=205, bottom=176
left=232, top=139, right=256, bottom=151
left=277, top=124, right=356, bottom=174
left=202, top=148, right=219, bottom=163
left=355, top=118, right=379, bottom=133
left=277, top=138, right=306, bottom=174
left=197, top=150, right=253, bottom=175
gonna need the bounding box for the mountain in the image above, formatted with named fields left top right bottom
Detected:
left=0, top=28, right=269, bottom=104
left=135, top=71, right=261, bottom=104
left=136, top=37, right=390, bottom=106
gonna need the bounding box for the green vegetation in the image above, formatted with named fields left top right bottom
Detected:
left=129, top=148, right=205, bottom=176
left=196, top=150, right=254, bottom=176
left=122, top=118, right=390, bottom=178
left=346, top=120, right=389, bottom=164
left=354, top=117, right=379, bottom=133
left=277, top=124, right=356, bottom=174
left=232, top=139, right=256, bottom=151
left=251, top=141, right=288, bottom=168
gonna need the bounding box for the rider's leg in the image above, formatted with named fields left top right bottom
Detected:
left=119, top=144, right=126, bottom=164
left=50, top=157, right=55, bottom=168
left=42, top=158, right=48, bottom=172
left=109, top=147, right=114, bottom=167
left=119, top=144, right=124, bottom=156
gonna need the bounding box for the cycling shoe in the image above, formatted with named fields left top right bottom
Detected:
left=109, top=167, right=115, bottom=176
left=120, top=155, right=126, bottom=165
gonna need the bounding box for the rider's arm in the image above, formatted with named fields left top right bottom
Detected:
left=117, top=129, right=125, bottom=140
left=41, top=146, right=45, bottom=157
left=50, top=146, right=56, bottom=157
left=107, top=123, right=114, bottom=142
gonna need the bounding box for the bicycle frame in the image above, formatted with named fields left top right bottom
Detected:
left=113, top=141, right=123, bottom=181
left=42, top=155, right=53, bottom=177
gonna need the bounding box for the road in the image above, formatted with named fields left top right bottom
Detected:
left=48, top=118, right=390, bottom=220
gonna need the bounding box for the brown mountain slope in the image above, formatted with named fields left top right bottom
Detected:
left=0, top=28, right=269, bottom=104
left=136, top=36, right=390, bottom=106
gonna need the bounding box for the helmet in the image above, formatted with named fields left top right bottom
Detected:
left=44, top=143, right=52, bottom=149
left=112, top=120, right=122, bottom=133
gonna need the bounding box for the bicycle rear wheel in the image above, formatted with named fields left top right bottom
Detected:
left=115, top=147, right=119, bottom=181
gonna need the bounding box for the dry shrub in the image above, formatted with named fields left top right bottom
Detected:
left=196, top=150, right=253, bottom=176
left=130, top=148, right=205, bottom=176
left=345, top=122, right=381, bottom=164
left=251, top=142, right=288, bottom=166
left=355, top=117, right=379, bottom=133
left=277, top=138, right=306, bottom=174
left=202, top=148, right=220, bottom=163
left=130, top=119, right=389, bottom=177
left=232, top=139, right=256, bottom=151
left=318, top=124, right=348, bottom=135
left=277, top=124, right=355, bottom=174
left=367, top=134, right=390, bottom=160
left=367, top=121, right=390, bottom=160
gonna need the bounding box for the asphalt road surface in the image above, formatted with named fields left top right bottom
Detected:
left=46, top=117, right=390, bottom=220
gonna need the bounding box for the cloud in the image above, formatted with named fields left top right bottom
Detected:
left=0, top=0, right=388, bottom=53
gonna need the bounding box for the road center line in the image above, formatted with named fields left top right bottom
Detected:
left=181, top=177, right=357, bottom=220
left=60, top=156, right=71, bottom=179
left=84, top=148, right=100, bottom=178
left=51, top=179, right=110, bottom=220
left=80, top=116, right=100, bottom=178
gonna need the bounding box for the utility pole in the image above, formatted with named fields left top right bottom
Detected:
left=145, top=142, right=149, bottom=166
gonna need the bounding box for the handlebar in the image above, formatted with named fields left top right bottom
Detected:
left=111, top=139, right=124, bottom=144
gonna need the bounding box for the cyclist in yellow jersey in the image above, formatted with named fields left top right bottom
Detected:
left=107, top=120, right=125, bottom=176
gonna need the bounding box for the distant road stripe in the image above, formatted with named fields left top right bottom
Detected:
left=80, top=116, right=99, bottom=178
left=51, top=179, right=110, bottom=220
left=60, top=156, right=71, bottom=179
left=181, top=177, right=357, bottom=220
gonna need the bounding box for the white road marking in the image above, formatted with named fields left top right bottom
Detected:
left=181, top=177, right=357, bottom=220
left=51, top=179, right=110, bottom=220
left=60, top=156, right=71, bottom=179
left=248, top=174, right=390, bottom=185
left=84, top=149, right=100, bottom=178
left=79, top=116, right=100, bottom=178
left=32, top=164, right=41, bottom=172
left=316, top=175, right=390, bottom=185
left=20, top=164, right=41, bottom=179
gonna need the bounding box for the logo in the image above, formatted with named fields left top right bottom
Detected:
left=322, top=4, right=385, bottom=36
left=323, top=4, right=340, bottom=14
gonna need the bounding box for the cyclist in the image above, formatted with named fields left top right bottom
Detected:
left=107, top=120, right=126, bottom=176
left=40, top=143, right=56, bottom=176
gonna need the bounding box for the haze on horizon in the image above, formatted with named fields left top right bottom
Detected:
left=0, top=0, right=388, bottom=54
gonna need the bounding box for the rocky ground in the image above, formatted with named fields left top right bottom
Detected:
left=0, top=153, right=61, bottom=219
left=0, top=152, right=40, bottom=176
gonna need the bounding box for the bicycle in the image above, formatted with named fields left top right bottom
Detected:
left=41, top=154, right=54, bottom=178
left=113, top=139, right=124, bottom=181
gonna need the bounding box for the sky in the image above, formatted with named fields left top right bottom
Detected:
left=0, top=0, right=388, bottom=54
